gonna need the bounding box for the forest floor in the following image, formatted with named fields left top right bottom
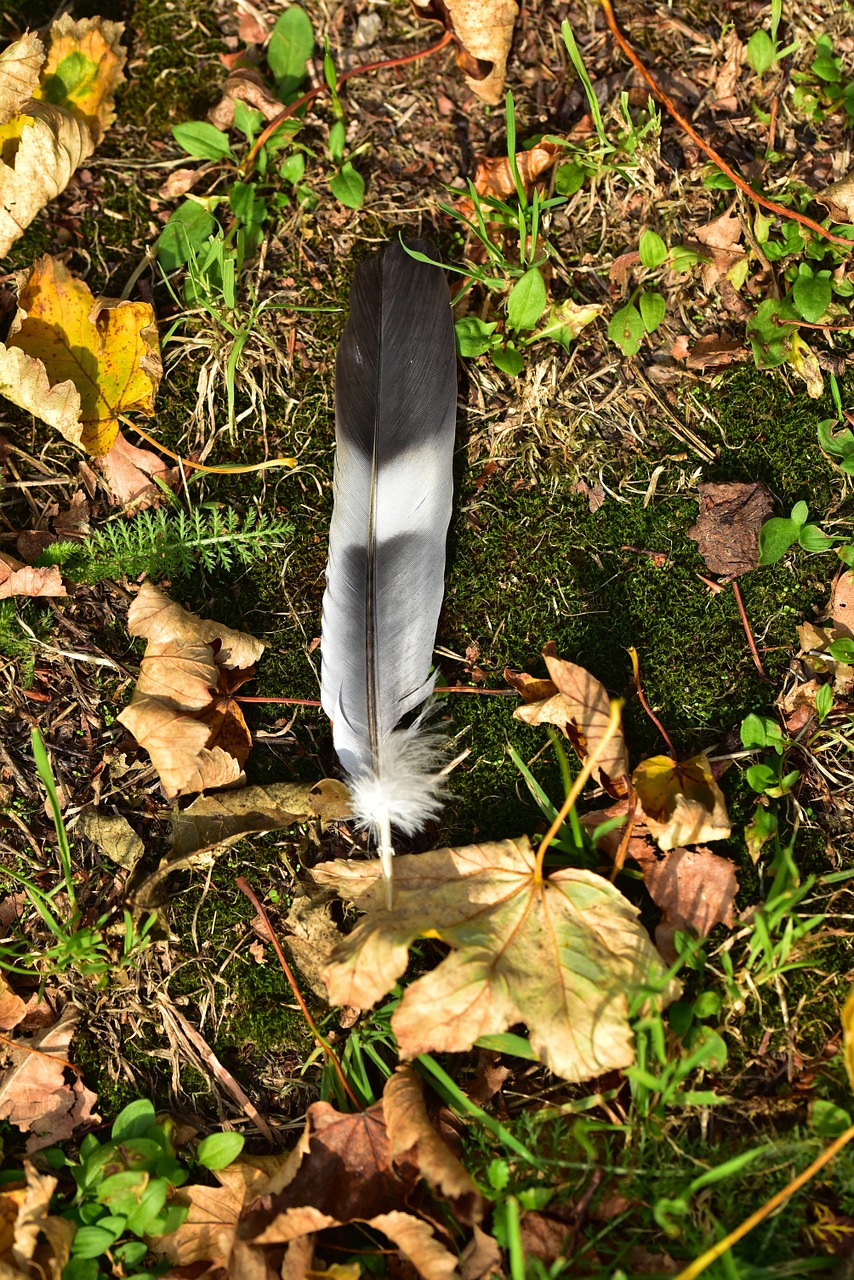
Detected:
left=2, top=0, right=854, bottom=1276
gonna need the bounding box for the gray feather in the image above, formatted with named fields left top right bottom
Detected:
left=320, top=240, right=457, bottom=843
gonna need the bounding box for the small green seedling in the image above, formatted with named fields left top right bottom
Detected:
left=41, top=1098, right=244, bottom=1280
left=746, top=0, right=797, bottom=77
left=757, top=500, right=836, bottom=565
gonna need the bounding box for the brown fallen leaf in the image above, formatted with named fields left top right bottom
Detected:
left=0, top=1005, right=100, bottom=1153
left=0, top=1161, right=75, bottom=1280
left=0, top=974, right=27, bottom=1033
left=508, top=642, right=630, bottom=795
left=694, top=208, right=745, bottom=291
left=779, top=677, right=821, bottom=737
left=413, top=0, right=518, bottom=105
left=831, top=569, right=854, bottom=638
left=53, top=490, right=91, bottom=537
left=798, top=621, right=854, bottom=693
left=468, top=142, right=559, bottom=203
left=682, top=334, right=749, bottom=371
left=157, top=166, right=206, bottom=200
left=461, top=1224, right=503, bottom=1279
left=687, top=481, right=774, bottom=578
left=816, top=168, right=854, bottom=224
left=0, top=19, right=125, bottom=255
left=0, top=257, right=161, bottom=458
left=75, top=805, right=144, bottom=872
left=0, top=552, right=65, bottom=600
left=316, top=837, right=677, bottom=1082
left=209, top=68, right=285, bottom=130
left=117, top=584, right=266, bottom=800
left=632, top=753, right=731, bottom=852
left=169, top=779, right=351, bottom=859
left=630, top=844, right=739, bottom=963
left=279, top=886, right=357, bottom=1004
left=95, top=430, right=177, bottom=512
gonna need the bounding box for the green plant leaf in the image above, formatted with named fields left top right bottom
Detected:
left=746, top=29, right=775, bottom=76
left=790, top=500, right=808, bottom=527
left=329, top=162, right=365, bottom=209
left=740, top=713, right=769, bottom=750
left=792, top=271, right=832, bottom=322
left=639, top=290, right=666, bottom=333
left=811, top=35, right=841, bottom=82
left=815, top=681, right=833, bottom=723
left=554, top=161, right=586, bottom=195
left=197, top=1131, right=245, bottom=1171
left=455, top=317, right=498, bottom=357
left=829, top=637, right=854, bottom=662
left=112, top=1099, right=156, bottom=1143
left=746, top=762, right=776, bottom=794
left=232, top=99, right=264, bottom=142
left=157, top=202, right=216, bottom=272
left=811, top=1098, right=851, bottom=1137
left=798, top=523, right=835, bottom=552
left=668, top=245, right=704, bottom=272
left=279, top=152, right=305, bottom=184
left=758, top=516, right=799, bottom=564
left=71, top=1225, right=120, bottom=1258
left=328, top=119, right=346, bottom=163
left=491, top=344, right=524, bottom=376
left=171, top=121, right=234, bottom=162
left=507, top=267, right=547, bottom=332
left=638, top=229, right=667, bottom=269
left=229, top=180, right=258, bottom=229
left=268, top=5, right=314, bottom=96
left=608, top=302, right=644, bottom=356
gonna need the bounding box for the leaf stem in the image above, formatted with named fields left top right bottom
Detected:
left=533, top=700, right=624, bottom=882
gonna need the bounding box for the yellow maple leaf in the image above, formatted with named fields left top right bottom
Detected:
left=632, top=752, right=731, bottom=852
left=0, top=256, right=161, bottom=456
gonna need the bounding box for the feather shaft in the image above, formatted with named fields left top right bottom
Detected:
left=321, top=241, right=457, bottom=899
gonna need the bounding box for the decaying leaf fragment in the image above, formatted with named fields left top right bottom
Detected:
left=632, top=752, right=731, bottom=852
left=508, top=643, right=630, bottom=795
left=152, top=1068, right=484, bottom=1280
left=413, top=0, right=518, bottom=104
left=0, top=1005, right=100, bottom=1153
left=316, top=837, right=677, bottom=1082
left=0, top=256, right=161, bottom=457
left=0, top=551, right=65, bottom=599
left=816, top=168, right=854, bottom=225
left=0, top=1161, right=75, bottom=1280
left=630, top=844, right=739, bottom=962
left=169, top=779, right=352, bottom=858
left=0, top=19, right=125, bottom=254
left=118, top=584, right=266, bottom=800
left=687, top=481, right=774, bottom=578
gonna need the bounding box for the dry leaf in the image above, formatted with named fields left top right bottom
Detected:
left=118, top=584, right=266, bottom=800
left=682, top=334, right=749, bottom=370
left=816, top=169, right=854, bottom=224
left=687, top=481, right=774, bottom=578
left=508, top=642, right=629, bottom=795
left=316, top=837, right=677, bottom=1082
left=169, top=779, right=351, bottom=858
left=461, top=1225, right=503, bottom=1280
left=0, top=1005, right=100, bottom=1152
left=695, top=209, right=745, bottom=291
left=831, top=569, right=854, bottom=638
left=467, top=142, right=559, bottom=204
left=384, top=1065, right=481, bottom=1221
left=0, top=552, right=65, bottom=600
left=0, top=975, right=26, bottom=1033
left=209, top=68, right=285, bottom=130
left=0, top=1162, right=75, bottom=1280
left=279, top=888, right=356, bottom=1004
left=0, top=257, right=161, bottom=457
left=0, top=33, right=43, bottom=122
left=631, top=844, right=738, bottom=962
left=414, top=0, right=518, bottom=104
left=75, top=805, right=144, bottom=872
left=798, top=621, right=854, bottom=693
left=95, top=430, right=177, bottom=512
left=632, top=753, right=731, bottom=852
left=0, top=19, right=125, bottom=254
left=32, top=16, right=125, bottom=145
left=53, top=490, right=90, bottom=536
left=713, top=29, right=743, bottom=104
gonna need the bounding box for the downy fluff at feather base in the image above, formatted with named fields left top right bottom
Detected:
left=320, top=240, right=457, bottom=892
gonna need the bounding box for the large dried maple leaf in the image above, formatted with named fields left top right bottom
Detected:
left=632, top=753, right=731, bottom=852
left=0, top=256, right=161, bottom=457
left=414, top=0, right=518, bottom=105
left=315, top=837, right=676, bottom=1082
left=118, top=584, right=266, bottom=799
left=508, top=643, right=630, bottom=795
left=0, top=19, right=125, bottom=254
left=0, top=1006, right=100, bottom=1153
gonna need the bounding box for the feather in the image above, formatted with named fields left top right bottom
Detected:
left=320, top=240, right=457, bottom=902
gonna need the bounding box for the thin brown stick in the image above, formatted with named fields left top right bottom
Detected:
left=235, top=695, right=321, bottom=706
left=598, top=0, right=854, bottom=249
left=628, top=646, right=680, bottom=761
left=236, top=876, right=362, bottom=1111
left=244, top=28, right=454, bottom=177
left=610, top=792, right=638, bottom=880
left=778, top=318, right=854, bottom=330
left=0, top=1030, right=79, bottom=1074
left=731, top=579, right=772, bottom=682
left=123, top=420, right=296, bottom=474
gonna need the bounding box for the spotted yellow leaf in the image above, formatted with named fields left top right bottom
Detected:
left=0, top=256, right=161, bottom=456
